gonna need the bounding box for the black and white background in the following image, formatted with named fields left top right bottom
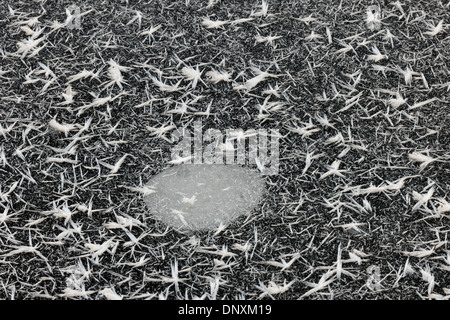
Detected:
left=1, top=0, right=450, bottom=300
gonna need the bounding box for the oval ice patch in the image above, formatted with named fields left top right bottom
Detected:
left=144, top=164, right=265, bottom=231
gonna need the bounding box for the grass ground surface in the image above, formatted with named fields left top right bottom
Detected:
left=0, top=0, right=450, bottom=299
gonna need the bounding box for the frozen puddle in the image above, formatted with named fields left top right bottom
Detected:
left=144, top=164, right=265, bottom=231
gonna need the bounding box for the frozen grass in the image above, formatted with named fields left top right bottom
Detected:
left=0, top=0, right=450, bottom=300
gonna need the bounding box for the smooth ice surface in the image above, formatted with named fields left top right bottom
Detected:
left=144, top=164, right=265, bottom=231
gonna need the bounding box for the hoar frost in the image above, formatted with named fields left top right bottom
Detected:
left=144, top=164, right=265, bottom=231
